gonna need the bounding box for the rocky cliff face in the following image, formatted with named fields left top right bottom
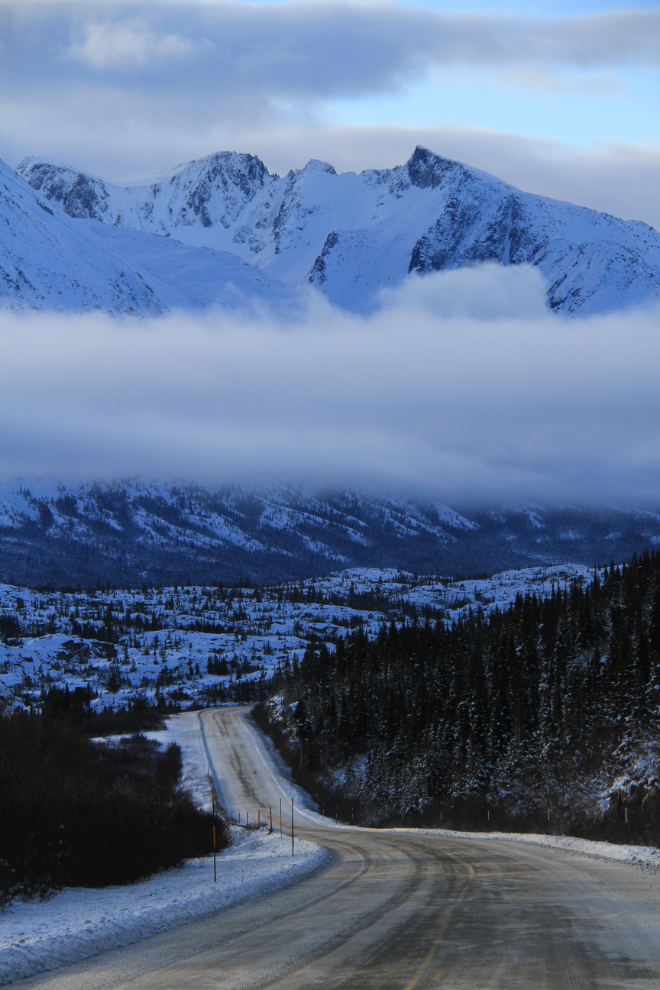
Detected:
left=18, top=145, right=660, bottom=316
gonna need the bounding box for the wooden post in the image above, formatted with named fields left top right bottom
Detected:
left=291, top=797, right=294, bottom=856
left=280, top=798, right=282, bottom=838
left=212, top=790, right=217, bottom=883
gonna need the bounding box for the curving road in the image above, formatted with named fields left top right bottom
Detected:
left=25, top=706, right=660, bottom=990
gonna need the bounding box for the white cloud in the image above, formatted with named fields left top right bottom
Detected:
left=66, top=19, right=201, bottom=70
left=2, top=4, right=659, bottom=102
left=495, top=70, right=628, bottom=96
left=1, top=266, right=660, bottom=506
left=0, top=2, right=657, bottom=230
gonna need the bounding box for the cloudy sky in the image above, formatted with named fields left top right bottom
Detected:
left=0, top=0, right=658, bottom=226
left=3, top=268, right=660, bottom=505
left=1, top=0, right=659, bottom=506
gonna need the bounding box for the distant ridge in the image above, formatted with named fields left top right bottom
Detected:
left=1, top=477, right=659, bottom=588
left=0, top=157, right=175, bottom=315
left=17, top=145, right=660, bottom=316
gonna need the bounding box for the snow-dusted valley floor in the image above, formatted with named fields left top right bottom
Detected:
left=4, top=563, right=660, bottom=988
left=0, top=564, right=593, bottom=713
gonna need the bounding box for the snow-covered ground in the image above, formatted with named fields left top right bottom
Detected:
left=405, top=828, right=660, bottom=870
left=0, top=562, right=595, bottom=714
left=0, top=829, right=326, bottom=986
left=0, top=712, right=328, bottom=986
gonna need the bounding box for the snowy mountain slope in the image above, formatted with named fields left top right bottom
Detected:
left=81, top=221, right=303, bottom=315
left=0, top=158, right=180, bottom=315
left=18, top=147, right=660, bottom=316
left=1, top=477, right=659, bottom=589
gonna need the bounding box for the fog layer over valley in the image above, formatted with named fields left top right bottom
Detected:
left=1, top=264, right=660, bottom=586
left=2, top=266, right=659, bottom=503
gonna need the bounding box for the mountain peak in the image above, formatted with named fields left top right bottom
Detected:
left=0, top=155, right=172, bottom=314
left=406, top=145, right=470, bottom=190
left=11, top=147, right=660, bottom=318
left=302, top=159, right=337, bottom=175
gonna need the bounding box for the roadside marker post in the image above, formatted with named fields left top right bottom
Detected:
left=210, top=780, right=217, bottom=883
left=280, top=798, right=282, bottom=838
left=269, top=806, right=273, bottom=833
left=292, top=797, right=294, bottom=856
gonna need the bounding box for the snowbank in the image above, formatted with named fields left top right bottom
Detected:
left=0, top=827, right=327, bottom=986
left=392, top=826, right=660, bottom=868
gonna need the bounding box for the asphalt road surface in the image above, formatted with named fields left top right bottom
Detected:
left=24, top=707, right=660, bottom=990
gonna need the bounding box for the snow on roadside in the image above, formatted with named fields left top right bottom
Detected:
left=394, top=827, right=660, bottom=868
left=163, top=710, right=660, bottom=876
left=144, top=710, right=218, bottom=811
left=240, top=707, right=321, bottom=815
left=0, top=713, right=329, bottom=987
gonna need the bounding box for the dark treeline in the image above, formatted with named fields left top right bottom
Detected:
left=269, top=577, right=444, bottom=623
left=0, top=707, right=225, bottom=906
left=268, top=552, right=660, bottom=841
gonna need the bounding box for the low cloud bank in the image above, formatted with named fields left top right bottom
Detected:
left=1, top=266, right=659, bottom=506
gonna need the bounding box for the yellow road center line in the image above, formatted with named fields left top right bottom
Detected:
left=402, top=860, right=475, bottom=990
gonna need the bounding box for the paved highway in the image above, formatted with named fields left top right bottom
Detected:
left=24, top=706, right=660, bottom=990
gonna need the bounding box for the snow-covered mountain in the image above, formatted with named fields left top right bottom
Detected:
left=0, top=157, right=176, bottom=315
left=19, top=147, right=660, bottom=316
left=0, top=154, right=303, bottom=316
left=80, top=221, right=302, bottom=315
left=1, top=477, right=659, bottom=589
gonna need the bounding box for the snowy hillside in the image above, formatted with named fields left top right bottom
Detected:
left=81, top=221, right=303, bottom=315
left=1, top=477, right=659, bottom=589
left=19, top=147, right=660, bottom=316
left=0, top=562, right=593, bottom=715
left=0, top=158, right=178, bottom=315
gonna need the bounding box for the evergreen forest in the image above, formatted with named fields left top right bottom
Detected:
left=261, top=552, right=660, bottom=842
